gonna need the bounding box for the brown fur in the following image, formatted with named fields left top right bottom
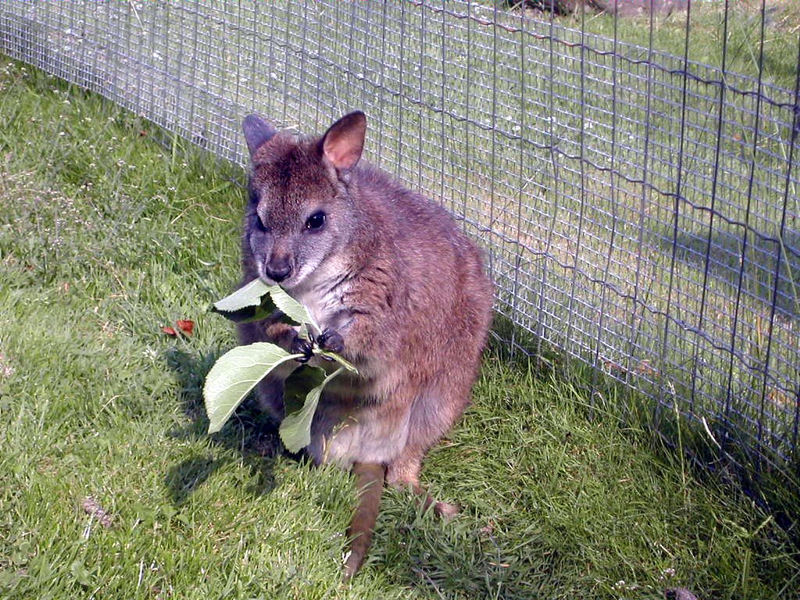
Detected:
left=237, top=112, right=493, bottom=577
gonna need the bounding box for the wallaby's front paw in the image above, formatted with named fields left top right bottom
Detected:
left=290, top=335, right=314, bottom=362
left=318, top=328, right=344, bottom=354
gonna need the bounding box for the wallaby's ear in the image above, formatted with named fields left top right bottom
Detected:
left=242, top=114, right=277, bottom=158
left=320, top=111, right=367, bottom=172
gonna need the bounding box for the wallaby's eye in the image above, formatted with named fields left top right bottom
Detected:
left=305, top=211, right=326, bottom=231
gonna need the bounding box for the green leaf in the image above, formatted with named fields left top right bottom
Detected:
left=282, top=364, right=327, bottom=416
left=70, top=560, right=91, bottom=587
left=212, top=279, right=318, bottom=331
left=268, top=285, right=319, bottom=331
left=280, top=367, right=344, bottom=453
left=317, top=350, right=359, bottom=373
left=211, top=278, right=279, bottom=323
left=204, top=343, right=303, bottom=434
left=212, top=301, right=276, bottom=324
left=213, top=278, right=271, bottom=312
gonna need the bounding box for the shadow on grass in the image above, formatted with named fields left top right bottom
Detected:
left=159, top=343, right=566, bottom=597
left=162, top=346, right=285, bottom=505
left=492, top=312, right=800, bottom=550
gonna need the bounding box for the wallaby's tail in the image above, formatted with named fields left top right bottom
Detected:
left=343, top=462, right=385, bottom=579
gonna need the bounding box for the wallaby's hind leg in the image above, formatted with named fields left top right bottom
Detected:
left=343, top=462, right=385, bottom=580
left=386, top=451, right=459, bottom=518
left=386, top=386, right=470, bottom=519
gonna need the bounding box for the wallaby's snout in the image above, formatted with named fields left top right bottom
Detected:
left=263, top=254, right=292, bottom=283
left=248, top=224, right=296, bottom=285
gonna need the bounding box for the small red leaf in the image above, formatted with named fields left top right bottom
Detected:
left=162, top=326, right=177, bottom=336
left=176, top=319, right=195, bottom=336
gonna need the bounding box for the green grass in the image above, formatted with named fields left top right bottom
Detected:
left=1, top=58, right=799, bottom=599
left=509, top=0, right=800, bottom=90
left=1, top=0, right=798, bottom=499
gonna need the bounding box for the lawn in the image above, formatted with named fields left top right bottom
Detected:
left=517, top=0, right=800, bottom=90
left=2, top=0, right=798, bottom=499
left=1, top=58, right=799, bottom=599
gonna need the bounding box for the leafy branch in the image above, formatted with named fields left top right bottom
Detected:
left=203, top=280, right=356, bottom=452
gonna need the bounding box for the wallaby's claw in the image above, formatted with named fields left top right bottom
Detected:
left=318, top=328, right=344, bottom=354
left=291, top=336, right=314, bottom=362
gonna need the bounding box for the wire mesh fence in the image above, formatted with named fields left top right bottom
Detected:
left=1, top=1, right=798, bottom=516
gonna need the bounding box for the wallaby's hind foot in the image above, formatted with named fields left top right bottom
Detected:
left=415, top=487, right=460, bottom=519
left=433, top=500, right=459, bottom=519
left=386, top=456, right=460, bottom=520
left=343, top=462, right=385, bottom=580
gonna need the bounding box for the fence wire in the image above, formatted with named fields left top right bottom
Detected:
left=1, top=1, right=798, bottom=514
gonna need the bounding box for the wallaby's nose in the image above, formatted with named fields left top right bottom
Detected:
left=265, top=262, right=292, bottom=283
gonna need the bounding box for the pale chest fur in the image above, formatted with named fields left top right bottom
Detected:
left=290, top=258, right=414, bottom=467
left=290, top=256, right=352, bottom=334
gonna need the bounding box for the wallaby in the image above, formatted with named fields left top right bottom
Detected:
left=237, top=111, right=493, bottom=578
